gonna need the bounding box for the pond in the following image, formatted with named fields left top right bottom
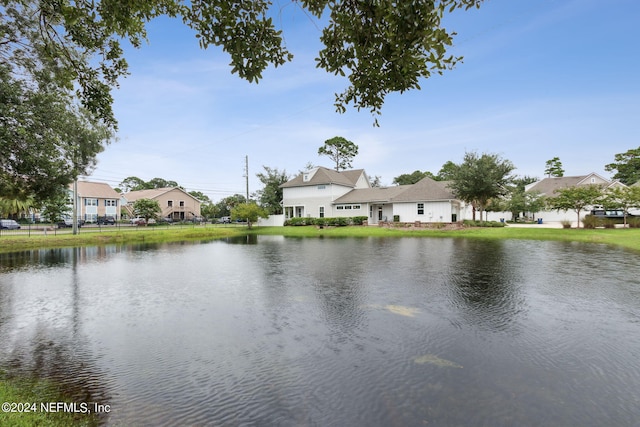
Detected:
left=1, top=236, right=639, bottom=426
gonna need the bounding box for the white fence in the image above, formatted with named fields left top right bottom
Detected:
left=257, top=215, right=285, bottom=227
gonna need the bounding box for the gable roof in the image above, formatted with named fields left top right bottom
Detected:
left=334, top=177, right=456, bottom=204
left=125, top=187, right=199, bottom=203
left=526, top=173, right=613, bottom=196
left=389, top=177, right=456, bottom=202
left=333, top=185, right=409, bottom=204
left=76, top=181, right=120, bottom=199
left=280, top=166, right=365, bottom=188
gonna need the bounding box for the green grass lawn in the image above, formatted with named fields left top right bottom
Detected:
left=0, top=224, right=242, bottom=253
left=0, top=372, right=101, bottom=427
left=249, top=225, right=640, bottom=252
left=2, top=223, right=640, bottom=254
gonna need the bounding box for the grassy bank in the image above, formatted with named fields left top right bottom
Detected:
left=0, top=225, right=243, bottom=254
left=2, top=224, right=640, bottom=253
left=249, top=225, right=640, bottom=253
left=0, top=372, right=100, bottom=427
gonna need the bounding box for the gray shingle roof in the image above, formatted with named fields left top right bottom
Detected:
left=333, top=186, right=409, bottom=203
left=525, top=174, right=612, bottom=196
left=280, top=167, right=364, bottom=188
left=334, top=177, right=455, bottom=204
left=390, top=177, right=455, bottom=202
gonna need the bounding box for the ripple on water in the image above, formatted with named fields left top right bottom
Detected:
left=1, top=239, right=640, bottom=426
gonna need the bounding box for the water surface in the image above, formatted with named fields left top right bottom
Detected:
left=1, top=237, right=639, bottom=426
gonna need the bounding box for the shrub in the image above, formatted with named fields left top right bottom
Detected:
left=561, top=220, right=572, bottom=229
left=628, top=217, right=640, bottom=228
left=285, top=217, right=310, bottom=226
left=285, top=216, right=367, bottom=226
left=603, top=219, right=616, bottom=229
left=462, top=220, right=505, bottom=228
left=582, top=215, right=599, bottom=229
left=352, top=216, right=368, bottom=225
left=314, top=217, right=327, bottom=227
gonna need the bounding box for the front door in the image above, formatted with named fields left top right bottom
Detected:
left=378, top=207, right=383, bottom=221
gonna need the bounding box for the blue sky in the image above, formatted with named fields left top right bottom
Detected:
left=88, top=0, right=640, bottom=202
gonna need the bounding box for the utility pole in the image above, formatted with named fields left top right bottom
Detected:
left=72, top=179, right=78, bottom=235
left=245, top=155, right=249, bottom=201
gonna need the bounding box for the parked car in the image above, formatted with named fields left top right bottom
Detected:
left=0, top=219, right=21, bottom=230
left=129, top=217, right=146, bottom=225
left=589, top=209, right=636, bottom=219
left=218, top=216, right=231, bottom=224
left=97, top=216, right=116, bottom=225
left=57, top=218, right=83, bottom=228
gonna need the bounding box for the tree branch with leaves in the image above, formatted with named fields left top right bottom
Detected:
left=1, top=0, right=484, bottom=128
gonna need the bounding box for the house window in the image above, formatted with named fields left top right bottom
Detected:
left=180, top=201, right=185, bottom=207
left=591, top=177, right=596, bottom=183
left=317, top=185, right=326, bottom=190
left=84, top=198, right=98, bottom=206
left=105, top=199, right=117, bottom=207
left=337, top=206, right=344, bottom=210
left=344, top=205, right=352, bottom=210
left=352, top=205, right=361, bottom=210
left=319, top=206, right=325, bottom=218
left=168, top=200, right=173, bottom=207
left=417, top=203, right=424, bottom=215
left=303, top=173, right=310, bottom=182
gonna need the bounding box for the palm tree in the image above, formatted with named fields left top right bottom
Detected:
left=0, top=195, right=36, bottom=219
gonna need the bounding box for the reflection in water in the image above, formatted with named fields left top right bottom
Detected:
left=447, top=239, right=527, bottom=332
left=0, top=247, right=111, bottom=424
left=0, top=237, right=639, bottom=426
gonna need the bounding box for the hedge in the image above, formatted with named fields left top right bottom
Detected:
left=462, top=220, right=506, bottom=228
left=284, top=216, right=368, bottom=226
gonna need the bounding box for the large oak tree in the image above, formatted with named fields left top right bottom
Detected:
left=0, top=64, right=111, bottom=202
left=1, top=0, right=483, bottom=128
left=447, top=151, right=515, bottom=221
left=2, top=0, right=483, bottom=200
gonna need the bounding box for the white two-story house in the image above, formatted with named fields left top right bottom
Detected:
left=281, top=167, right=371, bottom=220
left=281, top=167, right=463, bottom=225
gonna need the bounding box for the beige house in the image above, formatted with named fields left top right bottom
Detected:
left=75, top=181, right=122, bottom=222
left=124, top=187, right=201, bottom=221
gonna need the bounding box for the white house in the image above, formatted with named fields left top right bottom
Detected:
left=484, top=172, right=627, bottom=224
left=281, top=167, right=371, bottom=220
left=281, top=167, right=463, bottom=225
